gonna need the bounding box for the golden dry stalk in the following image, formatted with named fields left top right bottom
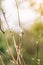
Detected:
left=39, top=4, right=43, bottom=16
left=0, top=55, right=5, bottom=65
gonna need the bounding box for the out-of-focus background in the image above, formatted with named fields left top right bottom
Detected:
left=0, top=0, right=43, bottom=65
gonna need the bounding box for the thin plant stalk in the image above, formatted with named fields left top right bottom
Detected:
left=0, top=55, right=5, bottom=65
left=0, top=19, right=17, bottom=65
left=1, top=0, right=26, bottom=65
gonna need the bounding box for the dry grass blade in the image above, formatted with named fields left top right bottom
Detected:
left=0, top=55, right=5, bottom=65
left=0, top=19, right=17, bottom=65
left=1, top=0, right=26, bottom=65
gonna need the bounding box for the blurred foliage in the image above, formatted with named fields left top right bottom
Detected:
left=0, top=20, right=43, bottom=65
